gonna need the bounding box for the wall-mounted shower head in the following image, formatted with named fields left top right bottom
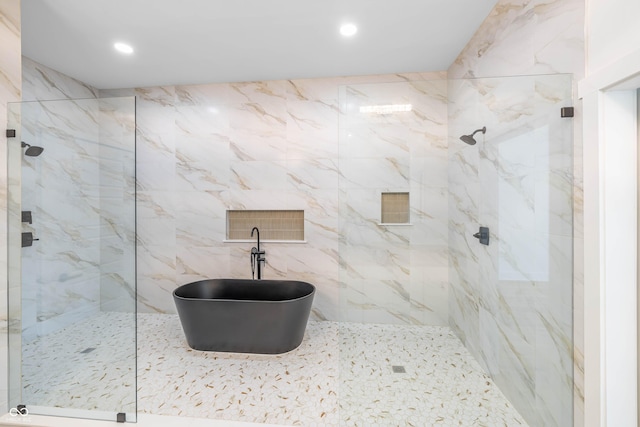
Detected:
left=21, top=141, right=44, bottom=157
left=459, top=126, right=487, bottom=145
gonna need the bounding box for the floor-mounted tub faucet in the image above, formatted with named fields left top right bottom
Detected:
left=251, top=227, right=265, bottom=280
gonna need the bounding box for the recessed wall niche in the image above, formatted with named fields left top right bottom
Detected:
left=226, top=210, right=305, bottom=241
left=380, top=192, right=410, bottom=224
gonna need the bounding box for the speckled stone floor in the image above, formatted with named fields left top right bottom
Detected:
left=21, top=311, right=137, bottom=413
left=21, top=313, right=528, bottom=426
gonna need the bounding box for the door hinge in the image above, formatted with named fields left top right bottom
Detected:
left=560, top=107, right=574, bottom=118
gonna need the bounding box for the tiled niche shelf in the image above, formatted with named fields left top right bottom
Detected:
left=225, top=210, right=306, bottom=243
left=380, top=192, right=412, bottom=225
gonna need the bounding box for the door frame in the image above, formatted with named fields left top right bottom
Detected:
left=580, top=49, right=640, bottom=427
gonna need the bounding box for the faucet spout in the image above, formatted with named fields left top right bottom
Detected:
left=251, top=227, right=260, bottom=252
left=250, top=227, right=265, bottom=279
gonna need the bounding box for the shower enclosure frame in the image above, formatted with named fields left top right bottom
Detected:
left=6, top=96, right=137, bottom=423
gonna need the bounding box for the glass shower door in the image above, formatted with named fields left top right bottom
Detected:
left=7, top=97, right=137, bottom=422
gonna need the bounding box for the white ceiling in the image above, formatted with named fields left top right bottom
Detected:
left=21, top=0, right=498, bottom=90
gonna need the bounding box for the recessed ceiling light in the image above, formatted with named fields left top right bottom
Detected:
left=340, top=23, right=357, bottom=37
left=114, top=42, right=134, bottom=54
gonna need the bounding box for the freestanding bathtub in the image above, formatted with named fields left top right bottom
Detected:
left=173, top=278, right=315, bottom=354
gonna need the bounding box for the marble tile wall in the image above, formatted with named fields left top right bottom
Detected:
left=448, top=74, right=573, bottom=426
left=97, top=97, right=136, bottom=314
left=21, top=59, right=101, bottom=332
left=17, top=59, right=136, bottom=332
left=338, top=79, right=449, bottom=325
left=447, top=0, right=584, bottom=426
left=101, top=72, right=448, bottom=323
left=0, top=0, right=22, bottom=413
left=19, top=98, right=103, bottom=340
left=22, top=56, right=98, bottom=101
left=448, top=0, right=585, bottom=80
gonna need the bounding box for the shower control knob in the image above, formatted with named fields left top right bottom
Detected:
left=21, top=232, right=39, bottom=248
left=473, top=226, right=490, bottom=246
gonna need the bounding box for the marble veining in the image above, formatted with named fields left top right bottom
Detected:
left=448, top=73, right=574, bottom=427
left=90, top=71, right=451, bottom=326
left=22, top=57, right=98, bottom=102
left=339, top=79, right=449, bottom=326
left=448, top=0, right=585, bottom=426
left=16, top=94, right=135, bottom=341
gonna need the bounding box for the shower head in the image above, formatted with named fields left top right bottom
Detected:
left=459, top=135, right=478, bottom=145
left=21, top=141, right=44, bottom=157
left=459, top=126, right=487, bottom=145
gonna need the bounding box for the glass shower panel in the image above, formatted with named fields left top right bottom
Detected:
left=448, top=74, right=573, bottom=427
left=7, top=97, right=136, bottom=422
left=337, top=79, right=449, bottom=325
left=337, top=73, right=573, bottom=426
left=337, top=78, right=450, bottom=424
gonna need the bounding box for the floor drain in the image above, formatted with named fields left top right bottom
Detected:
left=80, top=347, right=96, bottom=354
left=392, top=365, right=406, bottom=373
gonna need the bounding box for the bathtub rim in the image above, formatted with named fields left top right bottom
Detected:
left=172, top=278, right=316, bottom=304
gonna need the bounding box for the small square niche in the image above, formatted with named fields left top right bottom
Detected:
left=381, top=192, right=410, bottom=224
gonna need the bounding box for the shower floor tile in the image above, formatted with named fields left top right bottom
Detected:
left=22, top=312, right=529, bottom=426
left=21, top=311, right=136, bottom=413
left=138, top=314, right=527, bottom=426
left=137, top=313, right=340, bottom=424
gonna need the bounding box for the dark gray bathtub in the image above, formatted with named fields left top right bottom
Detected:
left=173, top=278, right=315, bottom=354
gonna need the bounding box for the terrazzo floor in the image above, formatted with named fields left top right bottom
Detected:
left=21, top=311, right=137, bottom=413
left=21, top=312, right=528, bottom=426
